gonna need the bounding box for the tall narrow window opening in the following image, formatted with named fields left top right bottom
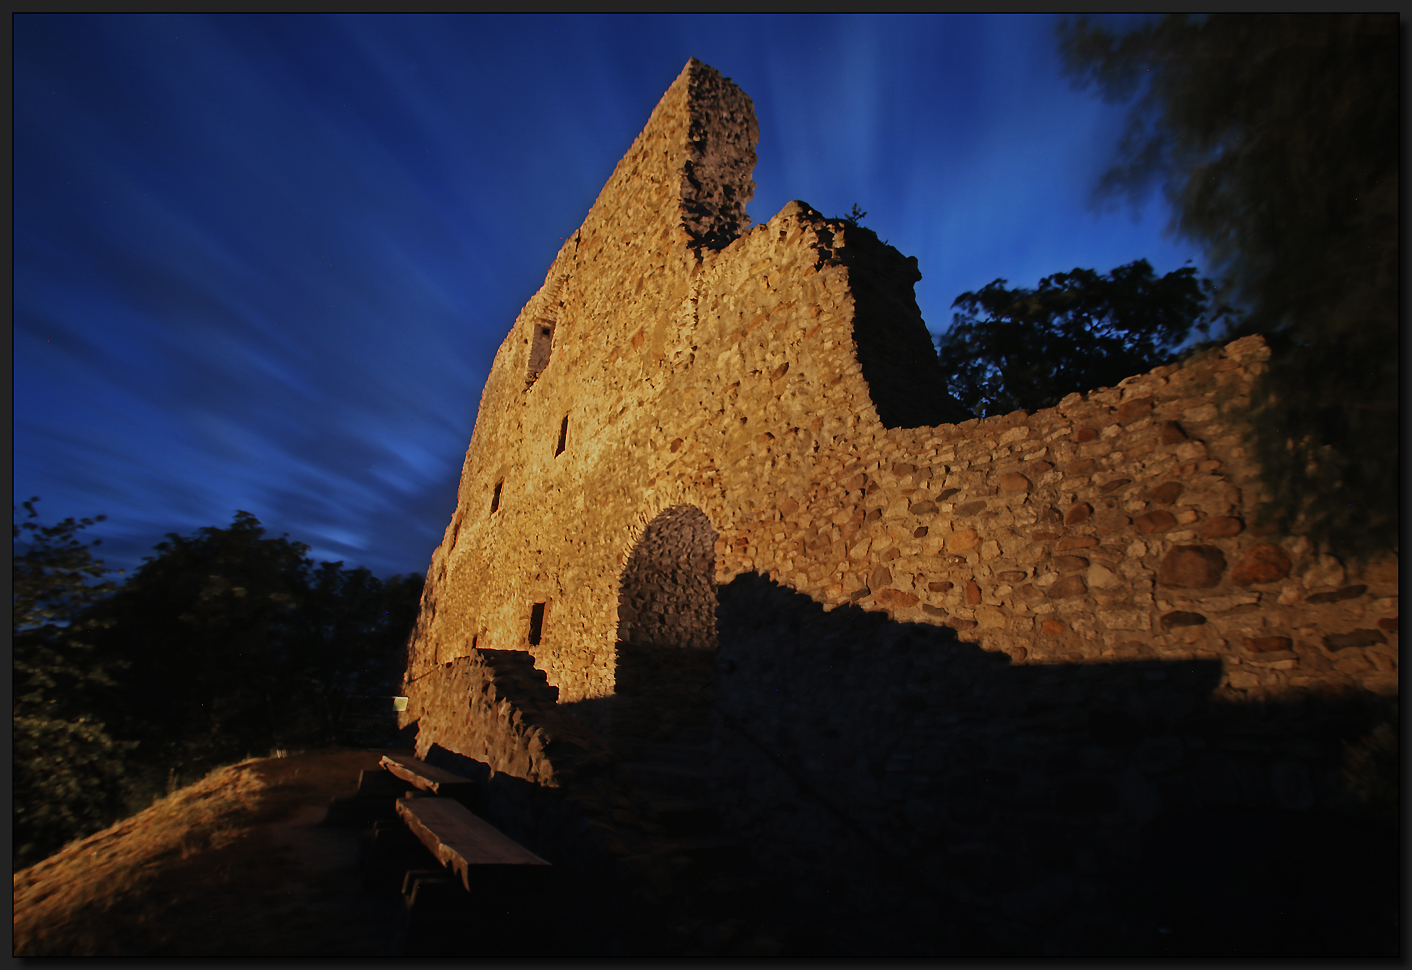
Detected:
left=555, top=415, right=569, bottom=457
left=527, top=602, right=547, bottom=646
left=527, top=320, right=555, bottom=385
left=491, top=479, right=503, bottom=513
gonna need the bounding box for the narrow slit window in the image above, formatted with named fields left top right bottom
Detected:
left=555, top=415, right=569, bottom=457
left=527, top=320, right=555, bottom=385
left=491, top=479, right=503, bottom=513
left=527, top=602, right=546, bottom=646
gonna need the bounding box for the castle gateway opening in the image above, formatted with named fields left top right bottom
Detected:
left=611, top=505, right=718, bottom=759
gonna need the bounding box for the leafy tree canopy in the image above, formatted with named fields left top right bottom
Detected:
left=90, top=511, right=424, bottom=771
left=13, top=503, right=425, bottom=869
left=13, top=499, right=134, bottom=870
left=936, top=259, right=1233, bottom=417
left=1058, top=13, right=1398, bottom=558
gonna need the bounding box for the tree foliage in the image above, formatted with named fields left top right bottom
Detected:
left=1058, top=14, right=1398, bottom=558
left=936, top=259, right=1232, bottom=417
left=13, top=503, right=425, bottom=869
left=13, top=499, right=134, bottom=869
left=90, top=511, right=424, bottom=775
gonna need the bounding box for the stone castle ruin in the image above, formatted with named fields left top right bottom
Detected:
left=398, top=60, right=1398, bottom=955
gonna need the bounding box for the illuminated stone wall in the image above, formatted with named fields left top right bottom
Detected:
left=399, top=58, right=1398, bottom=954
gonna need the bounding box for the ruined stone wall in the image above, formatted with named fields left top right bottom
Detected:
left=400, top=58, right=1398, bottom=954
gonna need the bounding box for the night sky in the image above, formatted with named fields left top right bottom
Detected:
left=15, top=13, right=1202, bottom=580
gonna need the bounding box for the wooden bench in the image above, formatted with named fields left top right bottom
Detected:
left=380, top=754, right=478, bottom=800
left=395, top=797, right=549, bottom=893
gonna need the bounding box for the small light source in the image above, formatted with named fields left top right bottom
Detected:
left=392, top=696, right=408, bottom=712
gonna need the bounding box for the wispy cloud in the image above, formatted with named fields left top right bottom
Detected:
left=16, top=14, right=1198, bottom=578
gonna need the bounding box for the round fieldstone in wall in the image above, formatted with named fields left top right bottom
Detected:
left=1117, top=396, right=1153, bottom=424
left=1160, top=610, right=1207, bottom=630
left=1147, top=481, right=1184, bottom=505
left=1157, top=546, right=1227, bottom=588
left=1230, top=543, right=1293, bottom=585
left=1198, top=516, right=1245, bottom=538
left=1135, top=510, right=1177, bottom=534
left=1047, top=575, right=1087, bottom=598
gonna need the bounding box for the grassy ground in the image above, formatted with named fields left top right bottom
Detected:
left=13, top=747, right=402, bottom=957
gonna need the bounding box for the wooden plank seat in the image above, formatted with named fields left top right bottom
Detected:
left=380, top=753, right=478, bottom=799
left=395, top=797, right=549, bottom=893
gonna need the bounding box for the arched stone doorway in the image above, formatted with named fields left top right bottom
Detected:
left=612, top=505, right=718, bottom=760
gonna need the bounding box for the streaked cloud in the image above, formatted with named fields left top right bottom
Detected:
left=15, top=14, right=1203, bottom=579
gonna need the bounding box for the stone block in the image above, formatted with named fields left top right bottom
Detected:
left=1087, top=564, right=1122, bottom=589
left=1134, top=510, right=1177, bottom=534
left=1230, top=544, right=1292, bottom=585
left=1323, top=629, right=1387, bottom=651
left=948, top=528, right=979, bottom=552
left=999, top=472, right=1031, bottom=492
left=1304, top=584, right=1367, bottom=604
left=1098, top=609, right=1149, bottom=631
left=876, top=589, right=919, bottom=610
left=1116, top=397, right=1153, bottom=424
left=1244, top=636, right=1292, bottom=653
left=1197, top=516, right=1244, bottom=538
left=1146, top=481, right=1184, bottom=505
left=1159, top=611, right=1206, bottom=630
left=1093, top=512, right=1132, bottom=535
left=1047, top=576, right=1086, bottom=599
left=1157, top=546, right=1226, bottom=588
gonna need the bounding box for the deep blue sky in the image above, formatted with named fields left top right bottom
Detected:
left=15, top=13, right=1200, bottom=580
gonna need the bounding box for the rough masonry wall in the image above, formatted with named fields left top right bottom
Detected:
left=400, top=57, right=1398, bottom=953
